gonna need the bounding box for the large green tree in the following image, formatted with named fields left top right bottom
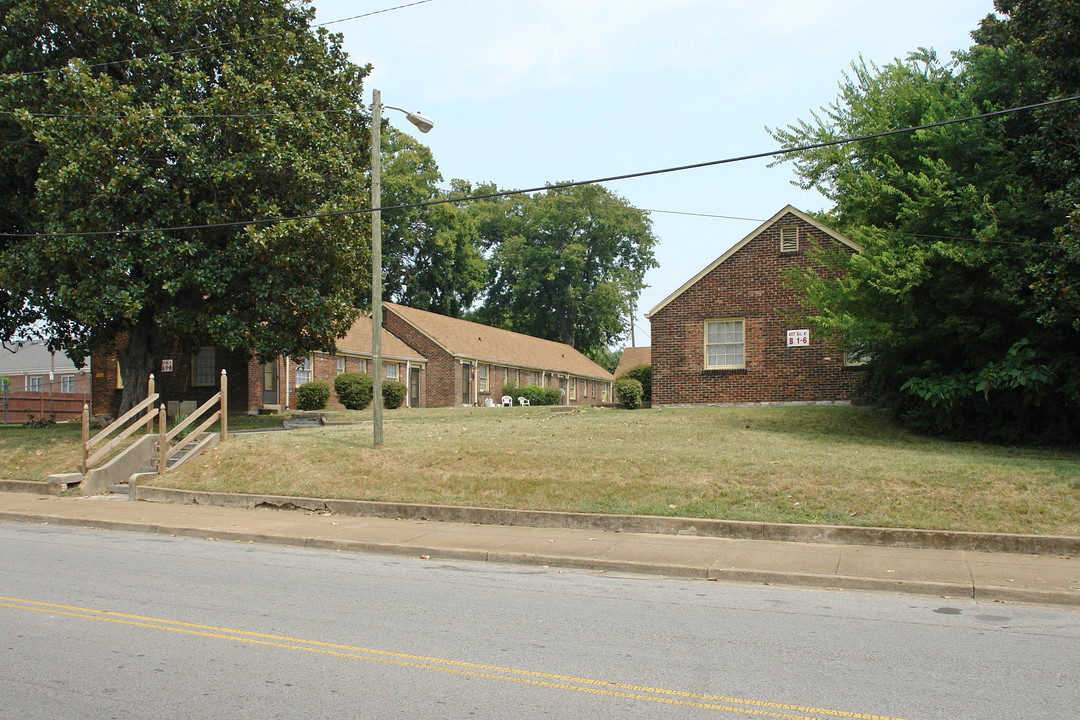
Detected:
left=0, top=0, right=370, bottom=411
left=379, top=135, right=485, bottom=317
left=770, top=3, right=1080, bottom=444
left=465, top=183, right=658, bottom=361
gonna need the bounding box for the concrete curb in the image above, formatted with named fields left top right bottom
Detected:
left=4, top=509, right=1076, bottom=606
left=0, top=479, right=63, bottom=496
left=132, top=486, right=1080, bottom=556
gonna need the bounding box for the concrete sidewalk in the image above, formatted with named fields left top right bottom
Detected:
left=1, top=487, right=1078, bottom=607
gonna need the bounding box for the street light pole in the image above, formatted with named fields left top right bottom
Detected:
left=371, top=89, right=384, bottom=448
left=370, top=89, right=433, bottom=448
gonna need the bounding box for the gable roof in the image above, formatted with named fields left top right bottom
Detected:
left=645, top=205, right=862, bottom=319
left=385, top=303, right=614, bottom=381
left=0, top=340, right=85, bottom=374
left=336, top=315, right=426, bottom=363
left=614, top=346, right=651, bottom=377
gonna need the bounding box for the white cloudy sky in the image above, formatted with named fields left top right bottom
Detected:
left=312, top=0, right=996, bottom=346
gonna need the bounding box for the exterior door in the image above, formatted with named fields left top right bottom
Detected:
left=410, top=367, right=421, bottom=408
left=461, top=363, right=471, bottom=405
left=262, top=360, right=278, bottom=405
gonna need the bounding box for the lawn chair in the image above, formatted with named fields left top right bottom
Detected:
left=517, top=396, right=530, bottom=406
left=501, top=395, right=513, bottom=407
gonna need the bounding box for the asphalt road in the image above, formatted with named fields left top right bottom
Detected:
left=2, top=522, right=1078, bottom=719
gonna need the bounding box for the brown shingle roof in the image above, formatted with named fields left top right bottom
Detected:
left=614, top=346, right=651, bottom=377
left=336, top=315, right=425, bottom=362
left=385, top=303, right=614, bottom=381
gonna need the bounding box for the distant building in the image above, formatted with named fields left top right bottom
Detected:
left=0, top=340, right=91, bottom=421
left=0, top=340, right=90, bottom=395
left=613, top=346, right=651, bottom=378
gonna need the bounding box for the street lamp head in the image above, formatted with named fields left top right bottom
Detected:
left=382, top=101, right=435, bottom=134
left=404, top=111, right=434, bottom=133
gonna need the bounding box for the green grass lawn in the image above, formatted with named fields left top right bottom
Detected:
left=4, top=405, right=1079, bottom=535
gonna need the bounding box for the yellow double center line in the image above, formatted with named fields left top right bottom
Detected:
left=1, top=595, right=907, bottom=720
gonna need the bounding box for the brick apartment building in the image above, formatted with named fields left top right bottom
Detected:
left=90, top=304, right=614, bottom=415
left=646, top=205, right=864, bottom=406
left=384, top=303, right=615, bottom=407
left=91, top=315, right=426, bottom=417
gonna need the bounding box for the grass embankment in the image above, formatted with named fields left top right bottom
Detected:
left=4, top=406, right=1078, bottom=535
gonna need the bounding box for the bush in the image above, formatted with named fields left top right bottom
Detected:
left=382, top=380, right=407, bottom=409
left=517, top=384, right=544, bottom=406
left=502, top=384, right=518, bottom=401
left=296, top=381, right=331, bottom=410
left=513, top=384, right=566, bottom=406
left=618, top=364, right=651, bottom=402
left=334, top=372, right=373, bottom=410
left=615, top=377, right=643, bottom=410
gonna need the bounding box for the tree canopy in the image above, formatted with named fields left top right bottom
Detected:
left=0, top=0, right=370, bottom=411
left=770, top=1, right=1080, bottom=444
left=379, top=136, right=485, bottom=318
left=464, top=183, right=658, bottom=362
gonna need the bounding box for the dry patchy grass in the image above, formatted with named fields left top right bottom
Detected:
left=151, top=405, right=1080, bottom=535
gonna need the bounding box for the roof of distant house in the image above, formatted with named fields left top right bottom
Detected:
left=336, top=315, right=426, bottom=363
left=385, top=303, right=614, bottom=380
left=0, top=340, right=86, bottom=375
left=614, top=346, right=651, bottom=377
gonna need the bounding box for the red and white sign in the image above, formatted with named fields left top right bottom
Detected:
left=786, top=329, right=810, bottom=347
left=161, top=359, right=174, bottom=373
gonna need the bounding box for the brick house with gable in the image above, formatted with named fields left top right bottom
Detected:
left=383, top=302, right=615, bottom=407
left=646, top=205, right=863, bottom=406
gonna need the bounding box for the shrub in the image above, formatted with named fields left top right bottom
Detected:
left=618, top=364, right=651, bottom=402
left=615, top=377, right=643, bottom=410
left=544, top=387, right=563, bottom=405
left=296, top=381, right=331, bottom=411
left=334, top=372, right=373, bottom=410
left=382, top=380, right=407, bottom=409
left=502, top=383, right=518, bottom=401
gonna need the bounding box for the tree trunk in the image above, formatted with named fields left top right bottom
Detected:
left=117, top=319, right=157, bottom=415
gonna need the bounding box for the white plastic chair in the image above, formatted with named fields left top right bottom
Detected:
left=517, top=396, right=530, bottom=406
left=501, top=395, right=513, bottom=407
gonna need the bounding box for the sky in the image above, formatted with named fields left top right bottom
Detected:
left=311, top=0, right=997, bottom=347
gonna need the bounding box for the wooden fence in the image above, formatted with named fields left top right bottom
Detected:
left=3, top=390, right=91, bottom=423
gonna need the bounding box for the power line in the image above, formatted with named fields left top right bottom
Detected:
left=1, top=109, right=353, bottom=120
left=642, top=208, right=763, bottom=222
left=3, top=1, right=434, bottom=79
left=3, top=93, right=1079, bottom=239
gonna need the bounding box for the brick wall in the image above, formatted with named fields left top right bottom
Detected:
left=650, top=212, right=861, bottom=406
left=91, top=339, right=251, bottom=417
left=385, top=309, right=460, bottom=407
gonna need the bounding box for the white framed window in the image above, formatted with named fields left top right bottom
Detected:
left=295, top=356, right=313, bottom=387
left=60, top=375, right=74, bottom=393
left=191, top=348, right=216, bottom=386
left=27, top=376, right=42, bottom=392
left=844, top=346, right=871, bottom=366
left=705, top=319, right=745, bottom=369
left=359, top=358, right=368, bottom=374
left=336, top=355, right=345, bottom=374
left=478, top=364, right=489, bottom=393
left=780, top=226, right=799, bottom=253
left=602, top=383, right=609, bottom=402
left=569, top=377, right=576, bottom=400
left=385, top=362, right=398, bottom=381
